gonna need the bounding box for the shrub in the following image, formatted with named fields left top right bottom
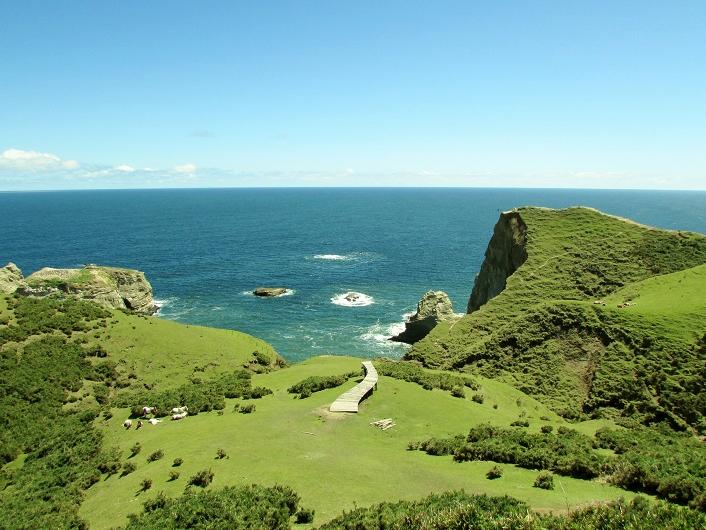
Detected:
left=287, top=372, right=357, bottom=398
left=232, top=403, right=241, bottom=412
left=130, top=442, right=142, bottom=457
left=534, top=472, right=554, bottom=490
left=147, top=449, right=164, bottom=463
left=140, top=478, right=153, bottom=491
left=251, top=350, right=270, bottom=366
left=541, top=425, right=554, bottom=434
left=472, top=393, right=485, bottom=404
left=125, top=484, right=300, bottom=529
left=295, top=507, right=315, bottom=524
left=172, top=458, right=183, bottom=467
left=240, top=404, right=256, bottom=414
left=486, top=466, right=503, bottom=479
left=169, top=471, right=180, bottom=481
left=451, top=386, right=465, bottom=398
left=189, top=468, right=215, bottom=488
left=216, top=448, right=227, bottom=459
left=510, top=420, right=530, bottom=427
left=376, top=360, right=478, bottom=395
left=246, top=386, right=273, bottom=399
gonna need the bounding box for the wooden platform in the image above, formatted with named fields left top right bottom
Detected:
left=329, top=361, right=378, bottom=413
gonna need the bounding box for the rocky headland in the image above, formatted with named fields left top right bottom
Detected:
left=1, top=262, right=157, bottom=314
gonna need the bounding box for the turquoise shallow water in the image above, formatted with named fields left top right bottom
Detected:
left=1, top=188, right=705, bottom=361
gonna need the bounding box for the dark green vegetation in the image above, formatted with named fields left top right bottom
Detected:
left=0, top=293, right=279, bottom=528
left=287, top=370, right=360, bottom=398
left=318, top=492, right=706, bottom=530
left=411, top=422, right=706, bottom=508
left=124, top=484, right=301, bottom=530
left=376, top=359, right=478, bottom=396
left=116, top=370, right=272, bottom=417
left=0, top=297, right=114, bottom=527
left=409, top=208, right=706, bottom=432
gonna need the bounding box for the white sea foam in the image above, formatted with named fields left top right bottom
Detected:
left=153, top=298, right=177, bottom=313
left=359, top=320, right=409, bottom=357
left=313, top=254, right=349, bottom=260
left=330, top=291, right=374, bottom=307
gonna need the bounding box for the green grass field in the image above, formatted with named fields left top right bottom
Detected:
left=93, top=309, right=280, bottom=392
left=80, top=356, right=635, bottom=529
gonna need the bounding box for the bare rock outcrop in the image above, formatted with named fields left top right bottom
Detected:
left=24, top=264, right=157, bottom=314
left=467, top=210, right=528, bottom=313
left=391, top=291, right=456, bottom=344
left=0, top=262, right=26, bottom=294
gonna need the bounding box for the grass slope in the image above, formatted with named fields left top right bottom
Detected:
left=408, top=208, right=706, bottom=429
left=80, top=356, right=634, bottom=529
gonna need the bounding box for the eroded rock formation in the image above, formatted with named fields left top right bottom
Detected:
left=22, top=264, right=157, bottom=314
left=467, top=210, right=528, bottom=312
left=391, top=290, right=456, bottom=344
left=0, top=262, right=25, bottom=294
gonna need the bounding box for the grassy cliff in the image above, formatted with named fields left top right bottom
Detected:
left=407, top=207, right=706, bottom=431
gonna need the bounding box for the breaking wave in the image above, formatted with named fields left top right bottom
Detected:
left=331, top=291, right=374, bottom=307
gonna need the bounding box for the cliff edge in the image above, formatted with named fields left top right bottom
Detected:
left=16, top=264, right=158, bottom=314
left=467, top=210, right=527, bottom=312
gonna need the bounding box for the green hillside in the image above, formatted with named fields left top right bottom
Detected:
left=408, top=207, right=706, bottom=431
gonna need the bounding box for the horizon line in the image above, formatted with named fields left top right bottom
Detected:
left=2, top=185, right=706, bottom=193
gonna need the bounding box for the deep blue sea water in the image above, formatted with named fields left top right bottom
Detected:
left=2, top=188, right=705, bottom=361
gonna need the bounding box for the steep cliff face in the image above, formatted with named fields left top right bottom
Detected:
left=23, top=264, right=157, bottom=314
left=467, top=210, right=528, bottom=313
left=391, top=290, right=456, bottom=344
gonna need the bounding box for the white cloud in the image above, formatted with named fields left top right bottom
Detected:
left=174, top=163, right=197, bottom=173
left=0, top=148, right=79, bottom=171
left=114, top=164, right=136, bottom=173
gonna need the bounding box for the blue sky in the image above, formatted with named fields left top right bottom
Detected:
left=1, top=1, right=704, bottom=190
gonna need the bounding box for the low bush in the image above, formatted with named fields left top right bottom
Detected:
left=541, top=425, right=554, bottom=434
left=472, top=393, right=485, bottom=404
left=169, top=471, right=180, bottom=481
left=451, top=386, right=465, bottom=398
left=172, top=458, right=183, bottom=467
left=534, top=472, right=554, bottom=490
left=121, top=462, right=137, bottom=476
left=140, top=478, right=153, bottom=491
left=376, top=360, right=478, bottom=395
left=146, top=450, right=164, bottom=463
left=287, top=371, right=359, bottom=398
left=125, top=484, right=300, bottom=530
left=239, top=404, right=256, bottom=414
left=486, top=466, right=503, bottom=479
left=189, top=468, right=215, bottom=487
left=295, top=507, right=315, bottom=524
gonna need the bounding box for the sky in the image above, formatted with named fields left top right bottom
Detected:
left=1, top=1, right=705, bottom=190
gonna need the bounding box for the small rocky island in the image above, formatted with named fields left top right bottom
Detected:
left=0, top=262, right=158, bottom=314
left=391, top=290, right=457, bottom=343
left=253, top=287, right=289, bottom=297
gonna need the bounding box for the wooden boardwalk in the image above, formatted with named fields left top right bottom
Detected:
left=329, top=361, right=378, bottom=412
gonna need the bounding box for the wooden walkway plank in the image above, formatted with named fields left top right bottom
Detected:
left=329, top=361, right=378, bottom=412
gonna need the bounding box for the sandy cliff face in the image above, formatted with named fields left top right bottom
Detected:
left=23, top=264, right=157, bottom=314
left=467, top=210, right=528, bottom=313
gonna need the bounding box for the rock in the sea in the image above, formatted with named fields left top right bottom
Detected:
left=467, top=209, right=527, bottom=313
left=0, top=262, right=26, bottom=294
left=253, top=287, right=289, bottom=297
left=24, top=264, right=158, bottom=314
left=391, top=291, right=456, bottom=344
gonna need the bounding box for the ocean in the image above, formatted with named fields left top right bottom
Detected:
left=2, top=188, right=705, bottom=361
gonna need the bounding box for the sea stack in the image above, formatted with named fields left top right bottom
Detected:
left=391, top=290, right=456, bottom=344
